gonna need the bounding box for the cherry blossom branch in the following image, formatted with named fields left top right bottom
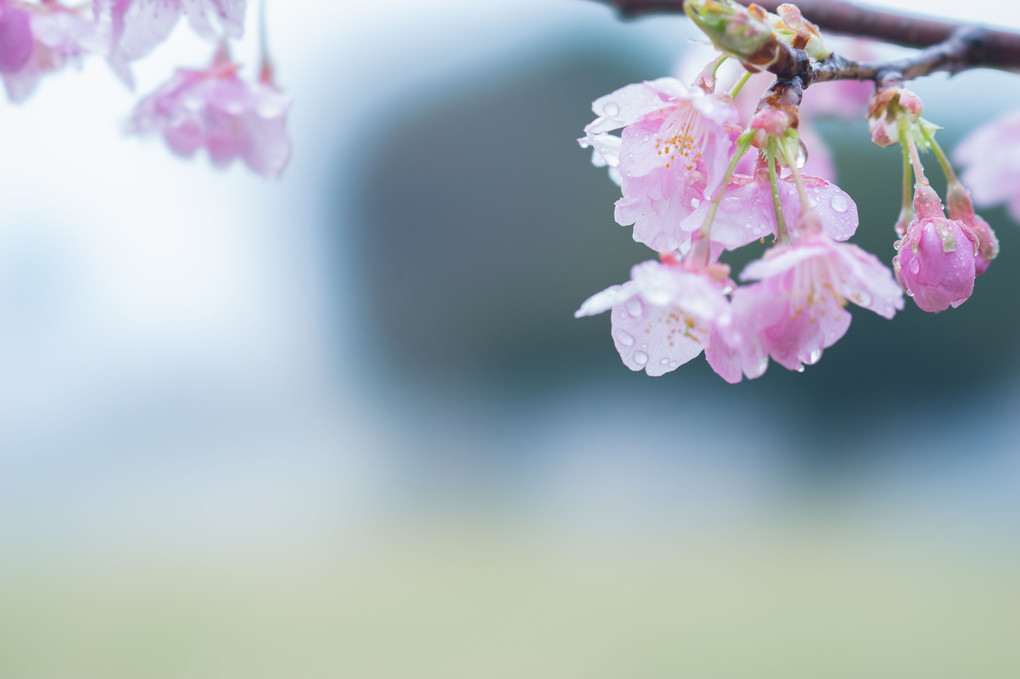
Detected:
left=591, top=0, right=1020, bottom=71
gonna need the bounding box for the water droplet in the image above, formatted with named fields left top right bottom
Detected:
left=668, top=360, right=679, bottom=369
left=808, top=349, right=821, bottom=364
left=659, top=357, right=670, bottom=366
left=796, top=365, right=805, bottom=373
left=625, top=299, right=643, bottom=317
left=616, top=331, right=634, bottom=347
left=633, top=351, right=649, bottom=366
left=893, top=239, right=902, bottom=251
left=691, top=198, right=701, bottom=208
left=795, top=139, right=808, bottom=168
left=830, top=194, right=849, bottom=213
left=603, top=102, right=620, bottom=117
left=909, top=257, right=920, bottom=275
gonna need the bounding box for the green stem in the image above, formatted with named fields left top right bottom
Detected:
left=776, top=135, right=811, bottom=212
left=897, top=111, right=927, bottom=186
left=899, top=130, right=913, bottom=213
left=766, top=139, right=788, bottom=244
left=920, top=124, right=959, bottom=187
left=730, top=71, right=753, bottom=98
left=698, top=130, right=755, bottom=243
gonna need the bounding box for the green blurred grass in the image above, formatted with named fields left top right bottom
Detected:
left=1, top=525, right=1017, bottom=679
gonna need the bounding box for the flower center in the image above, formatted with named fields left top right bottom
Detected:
left=655, top=103, right=705, bottom=172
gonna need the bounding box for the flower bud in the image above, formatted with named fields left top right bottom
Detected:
left=947, top=182, right=999, bottom=276
left=867, top=87, right=923, bottom=148
left=685, top=0, right=775, bottom=67
left=893, top=184, right=977, bottom=312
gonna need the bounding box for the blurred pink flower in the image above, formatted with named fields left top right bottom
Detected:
left=954, top=111, right=1020, bottom=222
left=731, top=234, right=903, bottom=374
left=894, top=184, right=977, bottom=312
left=581, top=77, right=741, bottom=252
left=2, top=3, right=108, bottom=103
left=96, top=0, right=245, bottom=82
left=129, top=53, right=291, bottom=177
left=0, top=2, right=33, bottom=74
left=575, top=259, right=734, bottom=377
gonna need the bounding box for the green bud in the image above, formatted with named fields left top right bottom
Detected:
left=685, top=0, right=774, bottom=62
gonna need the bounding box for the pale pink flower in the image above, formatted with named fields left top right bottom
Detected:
left=679, top=171, right=858, bottom=251
left=894, top=184, right=978, bottom=312
left=581, top=77, right=741, bottom=252
left=2, top=4, right=108, bottom=103
left=731, top=234, right=903, bottom=374
left=96, top=0, right=245, bottom=82
left=954, top=111, right=1020, bottom=222
left=0, top=2, right=33, bottom=74
left=575, top=259, right=733, bottom=377
left=129, top=54, right=291, bottom=177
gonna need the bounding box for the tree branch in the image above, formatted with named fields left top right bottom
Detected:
left=591, top=0, right=1020, bottom=72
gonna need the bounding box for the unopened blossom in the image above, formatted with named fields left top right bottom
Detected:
left=0, top=1, right=33, bottom=74
left=946, top=183, right=998, bottom=276
left=867, top=86, right=923, bottom=147
left=575, top=258, right=734, bottom=377
left=129, top=52, right=291, bottom=177
left=726, top=232, right=903, bottom=376
left=2, top=4, right=108, bottom=103
left=96, top=0, right=245, bottom=81
left=894, top=184, right=978, bottom=312
left=954, top=111, right=1020, bottom=222
left=581, top=77, right=740, bottom=252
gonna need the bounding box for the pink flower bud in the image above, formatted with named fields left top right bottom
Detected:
left=947, top=183, right=998, bottom=276
left=893, top=186, right=977, bottom=312
left=750, top=108, right=790, bottom=137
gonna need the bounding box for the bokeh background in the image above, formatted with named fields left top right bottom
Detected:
left=1, top=0, right=1019, bottom=677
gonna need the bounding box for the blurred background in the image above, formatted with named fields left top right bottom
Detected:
left=1, top=0, right=1019, bottom=677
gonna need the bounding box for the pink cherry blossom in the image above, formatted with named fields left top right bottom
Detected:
left=954, top=111, right=1020, bottom=222
left=2, top=4, right=108, bottom=103
left=574, top=259, right=733, bottom=377
left=730, top=234, right=903, bottom=374
left=129, top=53, right=291, bottom=177
left=96, top=0, right=245, bottom=82
left=0, top=2, right=33, bottom=74
left=679, top=171, right=858, bottom=250
left=894, top=184, right=978, bottom=312
left=581, top=77, right=741, bottom=252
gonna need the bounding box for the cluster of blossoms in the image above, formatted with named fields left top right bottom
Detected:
left=577, top=0, right=1007, bottom=382
left=0, top=0, right=289, bottom=177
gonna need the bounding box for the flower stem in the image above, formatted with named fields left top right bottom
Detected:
left=697, top=130, right=755, bottom=244
left=730, top=71, right=753, bottom=98
left=897, top=111, right=928, bottom=186
left=920, top=124, right=960, bottom=187
left=766, top=138, right=788, bottom=243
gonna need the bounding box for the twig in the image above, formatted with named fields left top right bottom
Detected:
left=591, top=0, right=1020, bottom=72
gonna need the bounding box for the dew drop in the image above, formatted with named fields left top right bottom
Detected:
left=625, top=299, right=643, bottom=317
left=633, top=351, right=649, bottom=366
left=616, top=331, right=635, bottom=347
left=691, top=198, right=701, bottom=208
left=659, top=357, right=671, bottom=366
left=909, top=257, right=920, bottom=275
left=830, top=194, right=849, bottom=213
left=796, top=365, right=805, bottom=373
left=808, top=349, right=821, bottom=365
left=603, top=102, right=620, bottom=117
